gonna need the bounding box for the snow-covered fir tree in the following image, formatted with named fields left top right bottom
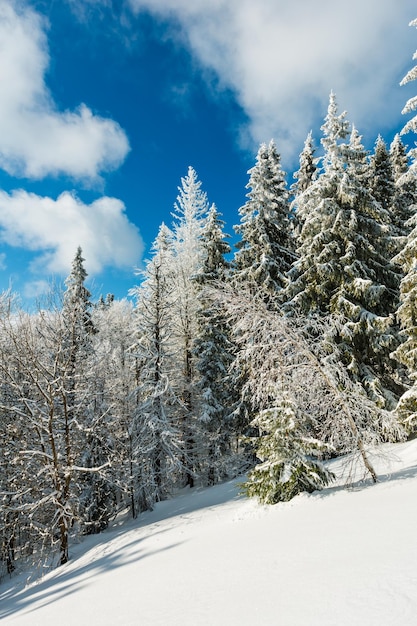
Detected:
left=320, top=90, right=350, bottom=171
left=286, top=92, right=350, bottom=313
left=292, top=130, right=318, bottom=196
left=370, top=136, right=395, bottom=209
left=62, top=246, right=96, bottom=343
left=233, top=140, right=294, bottom=302
left=287, top=95, right=402, bottom=408
left=193, top=204, right=237, bottom=484
left=390, top=133, right=409, bottom=183
left=387, top=134, right=415, bottom=237
left=391, top=215, right=417, bottom=432
left=170, top=167, right=209, bottom=487
left=291, top=130, right=318, bottom=239
left=130, top=223, right=181, bottom=510
left=62, top=248, right=111, bottom=537
left=242, top=392, right=334, bottom=504
left=394, top=18, right=417, bottom=237
left=369, top=136, right=399, bottom=244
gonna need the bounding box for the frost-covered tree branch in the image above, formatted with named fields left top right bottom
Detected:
left=217, top=285, right=404, bottom=493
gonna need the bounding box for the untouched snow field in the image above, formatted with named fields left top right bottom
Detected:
left=1, top=441, right=417, bottom=626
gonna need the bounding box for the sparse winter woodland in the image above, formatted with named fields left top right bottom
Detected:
left=3, top=19, right=417, bottom=582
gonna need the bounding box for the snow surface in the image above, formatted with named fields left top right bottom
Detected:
left=2, top=441, right=417, bottom=625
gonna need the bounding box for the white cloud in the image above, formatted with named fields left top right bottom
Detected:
left=0, top=0, right=129, bottom=180
left=128, top=0, right=417, bottom=164
left=23, top=279, right=50, bottom=299
left=0, top=190, right=143, bottom=277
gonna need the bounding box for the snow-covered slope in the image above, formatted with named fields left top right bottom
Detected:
left=2, top=441, right=417, bottom=626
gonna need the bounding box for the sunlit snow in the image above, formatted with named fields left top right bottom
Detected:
left=2, top=441, right=417, bottom=625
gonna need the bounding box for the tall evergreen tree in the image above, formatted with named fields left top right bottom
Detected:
left=171, top=166, right=209, bottom=487
left=391, top=215, right=417, bottom=431
left=233, top=140, right=294, bottom=302
left=390, top=133, right=409, bottom=183
left=388, top=134, right=415, bottom=236
left=193, top=204, right=236, bottom=484
left=62, top=248, right=107, bottom=536
left=370, top=136, right=395, bottom=215
left=130, top=223, right=181, bottom=510
left=320, top=90, right=350, bottom=171
left=292, top=130, right=318, bottom=196
left=287, top=96, right=401, bottom=407
left=63, top=246, right=95, bottom=342
left=291, top=131, right=318, bottom=240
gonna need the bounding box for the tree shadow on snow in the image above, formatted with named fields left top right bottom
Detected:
left=0, top=527, right=181, bottom=621
left=0, top=477, right=244, bottom=620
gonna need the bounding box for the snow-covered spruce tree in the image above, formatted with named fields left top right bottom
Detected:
left=390, top=133, right=409, bottom=183
left=242, top=392, right=334, bottom=504
left=62, top=248, right=112, bottom=537
left=286, top=95, right=402, bottom=408
left=291, top=130, right=318, bottom=241
left=388, top=18, right=417, bottom=428
left=62, top=246, right=96, bottom=343
left=233, top=140, right=295, bottom=303
left=169, top=167, right=210, bottom=488
left=393, top=19, right=417, bottom=239
left=369, top=135, right=404, bottom=261
left=320, top=90, right=350, bottom=170
left=389, top=133, right=416, bottom=231
left=370, top=136, right=396, bottom=212
left=391, top=215, right=417, bottom=432
left=231, top=141, right=295, bottom=445
left=292, top=131, right=318, bottom=196
left=286, top=91, right=350, bottom=313
left=221, top=287, right=404, bottom=499
left=130, top=223, right=182, bottom=511
left=338, top=129, right=402, bottom=409
left=193, top=204, right=238, bottom=484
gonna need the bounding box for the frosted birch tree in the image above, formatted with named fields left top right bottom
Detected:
left=0, top=301, right=91, bottom=566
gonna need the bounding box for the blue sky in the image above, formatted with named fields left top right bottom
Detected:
left=0, top=0, right=416, bottom=304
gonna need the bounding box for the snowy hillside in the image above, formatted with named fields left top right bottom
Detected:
left=2, top=440, right=417, bottom=626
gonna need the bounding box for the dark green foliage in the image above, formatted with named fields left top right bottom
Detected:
left=241, top=397, right=334, bottom=504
